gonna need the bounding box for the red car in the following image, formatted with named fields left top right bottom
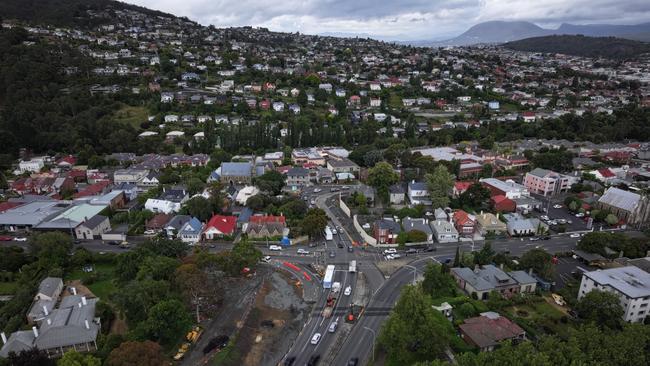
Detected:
left=0, top=236, right=13, bottom=241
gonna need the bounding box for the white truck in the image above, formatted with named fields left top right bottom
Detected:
left=332, top=282, right=341, bottom=293
left=348, top=260, right=357, bottom=273
left=324, top=226, right=333, bottom=241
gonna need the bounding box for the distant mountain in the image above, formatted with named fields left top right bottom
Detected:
left=426, top=20, right=650, bottom=46
left=503, top=35, right=650, bottom=59
left=0, top=0, right=176, bottom=28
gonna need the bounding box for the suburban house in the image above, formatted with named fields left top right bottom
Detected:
left=474, top=212, right=507, bottom=236
left=17, top=157, right=46, bottom=174
left=145, top=213, right=172, bottom=233
left=165, top=215, right=191, bottom=238
left=523, top=168, right=578, bottom=196
left=452, top=210, right=476, bottom=237
left=389, top=185, right=406, bottom=205
left=27, top=277, right=63, bottom=324
left=245, top=215, right=287, bottom=238
left=459, top=312, right=526, bottom=352
left=430, top=220, right=459, bottom=243
left=504, top=213, right=545, bottom=236
left=373, top=219, right=401, bottom=245
left=578, top=266, right=650, bottom=323
left=219, top=162, right=253, bottom=185
left=450, top=265, right=537, bottom=300
left=178, top=217, right=203, bottom=244
left=74, top=215, right=111, bottom=240
left=480, top=178, right=529, bottom=200
left=113, top=168, right=148, bottom=185
left=402, top=217, right=433, bottom=242
left=1, top=295, right=101, bottom=358
left=144, top=187, right=189, bottom=214
left=491, top=195, right=516, bottom=212
left=326, top=158, right=360, bottom=177
left=596, top=187, right=650, bottom=228
left=203, top=215, right=237, bottom=239
left=408, top=181, right=431, bottom=206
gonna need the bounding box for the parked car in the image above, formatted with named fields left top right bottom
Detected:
left=310, top=333, right=321, bottom=345
left=13, top=237, right=27, bottom=242
left=575, top=213, right=585, bottom=218
left=347, top=358, right=359, bottom=366
left=383, top=248, right=397, bottom=255
left=392, top=253, right=402, bottom=259
left=0, top=236, right=12, bottom=241
left=425, top=246, right=436, bottom=252
left=329, top=250, right=336, bottom=258
left=406, top=248, right=417, bottom=254
left=143, top=229, right=156, bottom=235
left=529, top=237, right=540, bottom=241
left=262, top=256, right=271, bottom=263
left=385, top=254, right=395, bottom=260
left=570, top=233, right=581, bottom=238
left=553, top=204, right=563, bottom=209
left=297, top=248, right=310, bottom=255
left=313, top=188, right=322, bottom=193
left=269, top=245, right=282, bottom=251
left=347, top=246, right=353, bottom=253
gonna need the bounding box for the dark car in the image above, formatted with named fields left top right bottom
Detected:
left=425, top=246, right=436, bottom=252
left=203, top=335, right=229, bottom=354
left=347, top=246, right=353, bottom=253
left=329, top=251, right=336, bottom=258
left=107, top=241, right=118, bottom=245
left=406, top=248, right=417, bottom=254
left=348, top=358, right=359, bottom=366
left=542, top=236, right=551, bottom=240
left=307, top=355, right=321, bottom=366
left=283, top=356, right=296, bottom=366
left=337, top=242, right=344, bottom=248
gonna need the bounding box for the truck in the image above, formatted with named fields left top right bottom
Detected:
left=323, top=265, right=335, bottom=289
left=332, top=282, right=341, bottom=293
left=324, top=226, right=333, bottom=241
left=322, top=295, right=336, bottom=318
left=348, top=260, right=357, bottom=273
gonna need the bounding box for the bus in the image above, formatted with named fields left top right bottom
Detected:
left=324, top=226, right=333, bottom=241
left=348, top=260, right=357, bottom=273
left=323, top=265, right=335, bottom=289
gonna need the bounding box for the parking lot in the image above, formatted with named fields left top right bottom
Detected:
left=530, top=195, right=590, bottom=233
left=553, top=256, right=595, bottom=289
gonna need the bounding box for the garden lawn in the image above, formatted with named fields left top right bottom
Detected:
left=0, top=281, right=17, bottom=295
left=504, top=299, right=572, bottom=338
left=66, top=262, right=117, bottom=301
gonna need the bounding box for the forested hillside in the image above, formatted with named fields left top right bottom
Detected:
left=504, top=35, right=650, bottom=59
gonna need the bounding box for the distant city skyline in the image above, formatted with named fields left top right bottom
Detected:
left=124, top=0, right=650, bottom=41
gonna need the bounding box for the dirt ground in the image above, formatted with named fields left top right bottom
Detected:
left=375, top=257, right=412, bottom=277
left=233, top=271, right=309, bottom=366
left=63, top=280, right=94, bottom=298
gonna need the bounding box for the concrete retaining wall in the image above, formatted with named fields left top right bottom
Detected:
left=353, top=214, right=377, bottom=246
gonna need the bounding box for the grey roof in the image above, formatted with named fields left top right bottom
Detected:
left=0, top=201, right=72, bottom=227
left=374, top=219, right=401, bottom=232
left=389, top=184, right=405, bottom=194
left=528, top=167, right=552, bottom=178
left=408, top=181, right=428, bottom=191
left=598, top=187, right=640, bottom=212
left=38, top=277, right=62, bottom=299
left=327, top=158, right=358, bottom=168
left=28, top=299, right=56, bottom=321
left=166, top=215, right=191, bottom=230
left=80, top=215, right=108, bottom=230
left=509, top=270, right=537, bottom=285
left=584, top=266, right=650, bottom=299
left=507, top=218, right=535, bottom=232
left=402, top=217, right=433, bottom=235
left=451, top=265, right=518, bottom=291
left=221, top=162, right=252, bottom=177
left=35, top=296, right=99, bottom=350
left=287, top=167, right=309, bottom=177
left=0, top=331, right=34, bottom=357
left=159, top=188, right=187, bottom=202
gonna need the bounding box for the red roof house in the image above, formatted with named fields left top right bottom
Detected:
left=491, top=195, right=516, bottom=212
left=459, top=313, right=526, bottom=352
left=453, top=181, right=473, bottom=197
left=452, top=210, right=476, bottom=236
left=202, top=215, right=237, bottom=240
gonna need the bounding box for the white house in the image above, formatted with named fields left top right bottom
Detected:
left=579, top=266, right=650, bottom=323
left=408, top=181, right=432, bottom=206
left=18, top=158, right=46, bottom=173
left=144, top=199, right=179, bottom=214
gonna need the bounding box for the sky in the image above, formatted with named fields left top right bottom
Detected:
left=124, top=0, right=650, bottom=41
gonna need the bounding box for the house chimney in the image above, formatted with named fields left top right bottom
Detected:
left=500, top=263, right=504, bottom=270
left=47, top=319, right=51, bottom=325
left=84, top=320, right=90, bottom=330
left=474, top=264, right=480, bottom=273
left=32, top=327, right=38, bottom=338
left=43, top=305, right=48, bottom=316
left=71, top=287, right=77, bottom=295
left=81, top=296, right=87, bottom=306
left=1, top=332, right=7, bottom=345
left=528, top=268, right=533, bottom=276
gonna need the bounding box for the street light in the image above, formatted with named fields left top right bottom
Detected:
left=404, top=264, right=418, bottom=285
left=363, top=326, right=376, bottom=364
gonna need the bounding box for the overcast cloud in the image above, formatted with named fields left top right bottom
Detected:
left=124, top=0, right=650, bottom=40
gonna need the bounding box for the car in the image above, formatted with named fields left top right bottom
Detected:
left=383, top=248, right=397, bottom=255
left=329, top=250, right=336, bottom=258
left=425, top=246, right=436, bottom=252
left=542, top=236, right=551, bottom=240
left=203, top=335, right=229, bottom=354
left=330, top=187, right=339, bottom=192
left=444, top=258, right=452, bottom=264
left=529, top=237, right=540, bottom=241
left=310, top=333, right=321, bottom=345
left=332, top=228, right=338, bottom=235
left=347, top=246, right=353, bottom=253
left=540, top=215, right=549, bottom=221
left=283, top=356, right=296, bottom=366
left=553, top=204, right=563, bottom=209
left=262, top=256, right=271, bottom=263
left=313, top=188, right=322, bottom=193
left=337, top=242, right=344, bottom=248
left=575, top=213, right=585, bottom=218
left=347, top=358, right=359, bottom=366
left=570, top=233, right=581, bottom=238
left=406, top=248, right=417, bottom=254
left=344, top=286, right=352, bottom=296
left=13, top=237, right=27, bottom=242
left=385, top=254, right=395, bottom=260
left=328, top=319, right=338, bottom=333
left=119, top=242, right=130, bottom=249
left=392, top=253, right=402, bottom=259
left=310, top=199, right=316, bottom=205
left=342, top=186, right=350, bottom=190
left=307, top=355, right=321, bottom=366
left=297, top=248, right=310, bottom=255
left=143, top=229, right=156, bottom=235
left=107, top=240, right=118, bottom=246
left=0, top=236, right=12, bottom=241
left=269, top=245, right=282, bottom=251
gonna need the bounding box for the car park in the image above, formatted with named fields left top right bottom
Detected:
left=269, top=245, right=282, bottom=251
left=310, top=333, right=321, bottom=345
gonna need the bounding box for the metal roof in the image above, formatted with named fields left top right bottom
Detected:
left=584, top=266, right=650, bottom=299
left=598, top=187, right=640, bottom=212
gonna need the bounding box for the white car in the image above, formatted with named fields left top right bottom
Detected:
left=392, top=253, right=402, bottom=259
left=332, top=228, right=338, bottom=235
left=383, top=248, right=397, bottom=255
left=13, top=237, right=27, bottom=242
left=385, top=254, right=395, bottom=260
left=314, top=188, right=322, bottom=193
left=310, top=333, right=321, bottom=345
left=143, top=229, right=156, bottom=235
left=344, top=286, right=352, bottom=296
left=262, top=255, right=271, bottom=263
left=297, top=248, right=310, bottom=255
left=553, top=204, right=563, bottom=209
left=328, top=320, right=338, bottom=333
left=269, top=245, right=282, bottom=251
left=575, top=213, right=585, bottom=218
left=570, top=233, right=581, bottom=238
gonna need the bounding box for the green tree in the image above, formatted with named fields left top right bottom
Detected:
left=605, top=213, right=619, bottom=226
left=7, top=348, right=55, bottom=366
left=473, top=243, right=495, bottom=265
left=181, top=196, right=214, bottom=221
left=297, top=89, right=308, bottom=106
left=453, top=246, right=461, bottom=267
left=185, top=177, right=205, bottom=196
left=112, top=279, right=171, bottom=324
left=105, top=341, right=165, bottom=366
left=457, top=183, right=491, bottom=210
left=519, top=248, right=554, bottom=280
left=300, top=208, right=328, bottom=239
left=137, top=299, right=191, bottom=345
left=57, top=351, right=101, bottom=366
left=367, top=161, right=399, bottom=203
left=421, top=264, right=457, bottom=298
left=575, top=290, right=624, bottom=329
left=136, top=255, right=179, bottom=281
left=29, top=232, right=72, bottom=269
left=425, top=165, right=454, bottom=208
left=379, top=285, right=452, bottom=365
left=254, top=170, right=286, bottom=195
left=407, top=230, right=428, bottom=243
